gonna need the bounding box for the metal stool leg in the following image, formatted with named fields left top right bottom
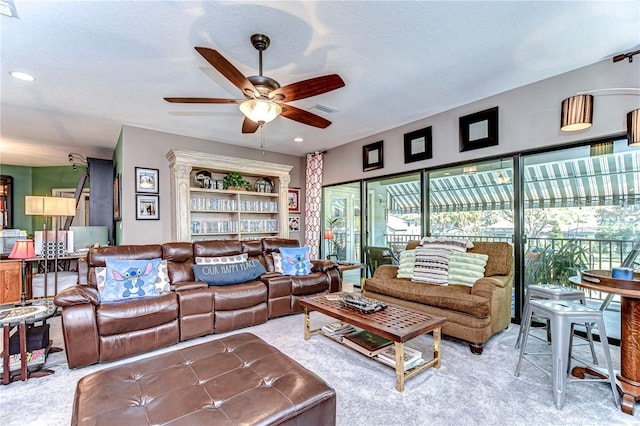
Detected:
left=594, top=316, right=620, bottom=407
left=514, top=301, right=534, bottom=377
left=550, top=314, right=572, bottom=409
left=515, top=290, right=532, bottom=349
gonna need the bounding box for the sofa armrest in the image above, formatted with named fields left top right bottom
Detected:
left=372, top=265, right=399, bottom=280
left=172, top=281, right=208, bottom=291
left=54, top=285, right=100, bottom=307
left=311, top=260, right=338, bottom=273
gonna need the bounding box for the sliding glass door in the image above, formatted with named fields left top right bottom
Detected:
left=521, top=139, right=639, bottom=340
left=322, top=182, right=361, bottom=262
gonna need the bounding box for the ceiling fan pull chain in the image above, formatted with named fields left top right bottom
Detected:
left=260, top=125, right=265, bottom=156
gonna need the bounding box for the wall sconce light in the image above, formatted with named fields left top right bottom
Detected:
left=628, top=108, right=640, bottom=147
left=560, top=94, right=593, bottom=131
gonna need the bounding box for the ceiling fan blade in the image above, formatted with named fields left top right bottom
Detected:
left=195, top=47, right=258, bottom=97
left=242, top=117, right=260, bottom=134
left=281, top=105, right=332, bottom=128
left=270, top=74, right=345, bottom=102
left=164, top=97, right=240, bottom=104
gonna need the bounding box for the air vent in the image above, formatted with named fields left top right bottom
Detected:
left=309, top=104, right=338, bottom=115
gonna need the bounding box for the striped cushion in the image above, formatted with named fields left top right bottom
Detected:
left=411, top=247, right=452, bottom=285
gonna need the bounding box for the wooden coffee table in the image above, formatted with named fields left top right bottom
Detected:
left=300, top=293, right=446, bottom=391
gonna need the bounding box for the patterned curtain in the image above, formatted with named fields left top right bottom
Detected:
left=304, top=152, right=324, bottom=259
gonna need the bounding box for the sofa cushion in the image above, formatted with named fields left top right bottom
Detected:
left=447, top=251, right=488, bottom=286
left=365, top=277, right=490, bottom=318
left=397, top=249, right=416, bottom=279
left=411, top=247, right=451, bottom=285
left=193, top=260, right=267, bottom=286
left=97, top=260, right=171, bottom=294
left=195, top=253, right=248, bottom=265
left=280, top=246, right=312, bottom=276
left=101, top=258, right=162, bottom=302
left=469, top=241, right=512, bottom=276
left=419, top=237, right=474, bottom=252
left=96, top=292, right=179, bottom=336
left=272, top=252, right=285, bottom=273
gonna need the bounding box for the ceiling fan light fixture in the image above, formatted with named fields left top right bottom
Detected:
left=239, top=99, right=282, bottom=125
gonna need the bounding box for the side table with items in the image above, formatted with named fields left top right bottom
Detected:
left=336, top=262, right=365, bottom=292
left=0, top=298, right=57, bottom=384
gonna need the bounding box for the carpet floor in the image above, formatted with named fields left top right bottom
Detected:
left=0, top=312, right=638, bottom=425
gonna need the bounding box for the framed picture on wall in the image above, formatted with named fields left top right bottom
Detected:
left=288, top=215, right=300, bottom=232
left=459, top=107, right=499, bottom=152
left=136, top=194, right=159, bottom=220
left=135, top=167, right=159, bottom=193
left=404, top=126, right=432, bottom=163
left=288, top=188, right=300, bottom=213
left=363, top=141, right=383, bottom=172
left=113, top=173, right=121, bottom=221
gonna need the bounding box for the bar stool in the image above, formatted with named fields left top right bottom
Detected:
left=514, top=299, right=619, bottom=410
left=516, top=284, right=598, bottom=365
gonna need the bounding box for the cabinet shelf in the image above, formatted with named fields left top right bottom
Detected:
left=168, top=150, right=293, bottom=242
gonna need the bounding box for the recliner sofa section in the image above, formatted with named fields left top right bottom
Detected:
left=54, top=238, right=339, bottom=368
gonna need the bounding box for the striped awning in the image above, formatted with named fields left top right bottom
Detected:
left=386, top=151, right=640, bottom=213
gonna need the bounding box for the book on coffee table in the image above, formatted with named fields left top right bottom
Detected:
left=342, top=330, right=393, bottom=357
left=376, top=345, right=423, bottom=369
left=321, top=321, right=356, bottom=339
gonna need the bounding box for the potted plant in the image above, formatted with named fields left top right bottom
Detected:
left=223, top=172, right=251, bottom=191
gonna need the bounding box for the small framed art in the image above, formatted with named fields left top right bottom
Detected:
left=113, top=173, right=121, bottom=221
left=404, top=126, right=432, bottom=163
left=136, top=194, right=159, bottom=220
left=363, top=140, right=383, bottom=172
left=135, top=167, right=159, bottom=193
left=288, top=188, right=300, bottom=213
left=459, top=107, right=499, bottom=152
left=288, top=215, right=300, bottom=232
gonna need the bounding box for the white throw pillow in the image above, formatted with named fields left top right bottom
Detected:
left=396, top=250, right=415, bottom=279
left=272, top=252, right=284, bottom=273
left=195, top=253, right=248, bottom=265
left=447, top=251, right=488, bottom=286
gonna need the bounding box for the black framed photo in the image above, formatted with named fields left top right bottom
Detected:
left=136, top=194, right=159, bottom=220
left=404, top=126, right=433, bottom=163
left=459, top=107, right=499, bottom=152
left=363, top=141, right=383, bottom=172
left=135, top=167, right=159, bottom=193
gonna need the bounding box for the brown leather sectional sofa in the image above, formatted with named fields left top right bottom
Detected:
left=54, top=238, right=339, bottom=368
left=363, top=241, right=513, bottom=354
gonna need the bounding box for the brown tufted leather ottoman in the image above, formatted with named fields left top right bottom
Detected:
left=72, top=333, right=336, bottom=425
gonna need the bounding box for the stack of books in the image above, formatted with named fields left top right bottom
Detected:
left=321, top=321, right=356, bottom=340
left=376, top=345, right=424, bottom=370
left=342, top=330, right=393, bottom=357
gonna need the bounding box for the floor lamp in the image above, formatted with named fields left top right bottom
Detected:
left=25, top=196, right=76, bottom=297
left=324, top=229, right=334, bottom=259
left=8, top=239, right=36, bottom=306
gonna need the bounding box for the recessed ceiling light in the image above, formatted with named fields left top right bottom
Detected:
left=10, top=71, right=35, bottom=82
left=294, top=137, right=304, bottom=143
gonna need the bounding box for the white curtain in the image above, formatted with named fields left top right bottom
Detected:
left=303, top=152, right=324, bottom=259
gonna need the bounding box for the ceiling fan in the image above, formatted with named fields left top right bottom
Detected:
left=164, top=34, right=345, bottom=134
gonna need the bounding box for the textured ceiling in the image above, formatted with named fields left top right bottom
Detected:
left=1, top=1, right=639, bottom=167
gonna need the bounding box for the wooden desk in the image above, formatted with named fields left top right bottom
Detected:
left=569, top=273, right=640, bottom=415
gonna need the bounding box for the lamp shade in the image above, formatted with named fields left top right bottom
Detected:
left=324, top=229, right=334, bottom=240
left=560, top=94, right=593, bottom=131
left=628, top=108, right=640, bottom=147
left=239, top=99, right=282, bottom=124
left=8, top=239, right=36, bottom=259
left=25, top=195, right=76, bottom=216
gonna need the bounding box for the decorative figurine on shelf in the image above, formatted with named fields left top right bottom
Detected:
left=194, top=170, right=213, bottom=189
